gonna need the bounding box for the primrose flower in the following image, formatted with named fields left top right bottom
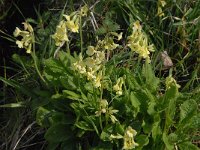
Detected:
left=80, top=5, right=88, bottom=16
left=128, top=21, right=154, bottom=62
left=73, top=60, right=86, bottom=74
left=86, top=68, right=96, bottom=80
left=85, top=57, right=96, bottom=68
left=110, top=32, right=123, bottom=41
left=165, top=76, right=180, bottom=89
left=95, top=99, right=108, bottom=116
left=117, top=32, right=123, bottom=40
left=22, top=22, right=33, bottom=33
left=113, top=77, right=124, bottom=95
left=95, top=99, right=119, bottom=123
left=13, top=27, right=22, bottom=37
left=123, top=126, right=139, bottom=149
left=95, top=51, right=105, bottom=64
left=157, top=0, right=167, bottom=17
left=52, top=20, right=69, bottom=46
left=86, top=46, right=96, bottom=56
left=108, top=107, right=119, bottom=123
left=93, top=70, right=103, bottom=88
left=104, top=37, right=119, bottom=51
left=66, top=20, right=79, bottom=33
left=13, top=22, right=34, bottom=53
left=64, top=15, right=79, bottom=33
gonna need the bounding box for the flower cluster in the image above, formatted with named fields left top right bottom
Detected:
left=73, top=45, right=105, bottom=88
left=52, top=5, right=88, bottom=46
left=101, top=32, right=122, bottom=51
left=165, top=75, right=180, bottom=89
left=157, top=0, right=167, bottom=17
left=128, top=21, right=154, bottom=62
left=95, top=99, right=119, bottom=123
left=113, top=77, right=124, bottom=95
left=123, top=126, right=139, bottom=149
left=13, top=22, right=34, bottom=53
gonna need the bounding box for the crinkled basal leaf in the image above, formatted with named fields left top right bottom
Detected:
left=178, top=142, right=199, bottom=150
left=162, top=132, right=174, bottom=150
left=142, top=62, right=159, bottom=92
left=45, top=123, right=72, bottom=142
left=44, top=58, right=65, bottom=73
left=36, top=107, right=51, bottom=127
left=135, top=134, right=149, bottom=148
left=130, top=92, right=141, bottom=117
left=179, top=99, right=197, bottom=124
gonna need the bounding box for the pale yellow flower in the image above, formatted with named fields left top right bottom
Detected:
left=86, top=46, right=96, bottom=56
left=86, top=68, right=96, bottom=80
left=108, top=107, right=119, bottom=123
left=157, top=0, right=167, bottom=17
left=66, top=20, right=79, bottom=33
left=165, top=76, right=180, bottom=89
left=128, top=21, right=154, bottom=62
left=63, top=15, right=79, bottom=33
left=13, top=27, right=22, bottom=37
left=13, top=22, right=34, bottom=53
left=63, top=15, right=71, bottom=21
left=16, top=40, right=23, bottom=48
left=113, top=77, right=124, bottom=95
left=95, top=51, right=105, bottom=64
left=93, top=71, right=102, bottom=88
left=22, top=22, right=33, bottom=32
left=73, top=60, right=86, bottom=74
left=85, top=57, right=96, bottom=68
left=52, top=20, right=69, bottom=46
left=123, top=126, right=139, bottom=149
left=80, top=5, right=88, bottom=16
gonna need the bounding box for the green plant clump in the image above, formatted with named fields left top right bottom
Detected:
left=0, top=1, right=199, bottom=150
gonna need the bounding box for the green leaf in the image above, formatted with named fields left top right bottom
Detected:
left=46, top=142, right=59, bottom=150
left=130, top=91, right=141, bottom=117
left=178, top=142, right=199, bottom=150
left=60, top=139, right=77, bottom=150
left=45, top=123, right=72, bottom=142
left=36, top=107, right=51, bottom=127
left=179, top=99, right=197, bottom=124
left=75, top=121, right=94, bottom=131
left=152, top=121, right=162, bottom=141
left=142, top=62, right=159, bottom=92
left=162, top=132, right=174, bottom=150
left=44, top=58, right=65, bottom=74
left=62, top=90, right=81, bottom=100
left=136, top=134, right=149, bottom=149
left=100, top=125, right=114, bottom=141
